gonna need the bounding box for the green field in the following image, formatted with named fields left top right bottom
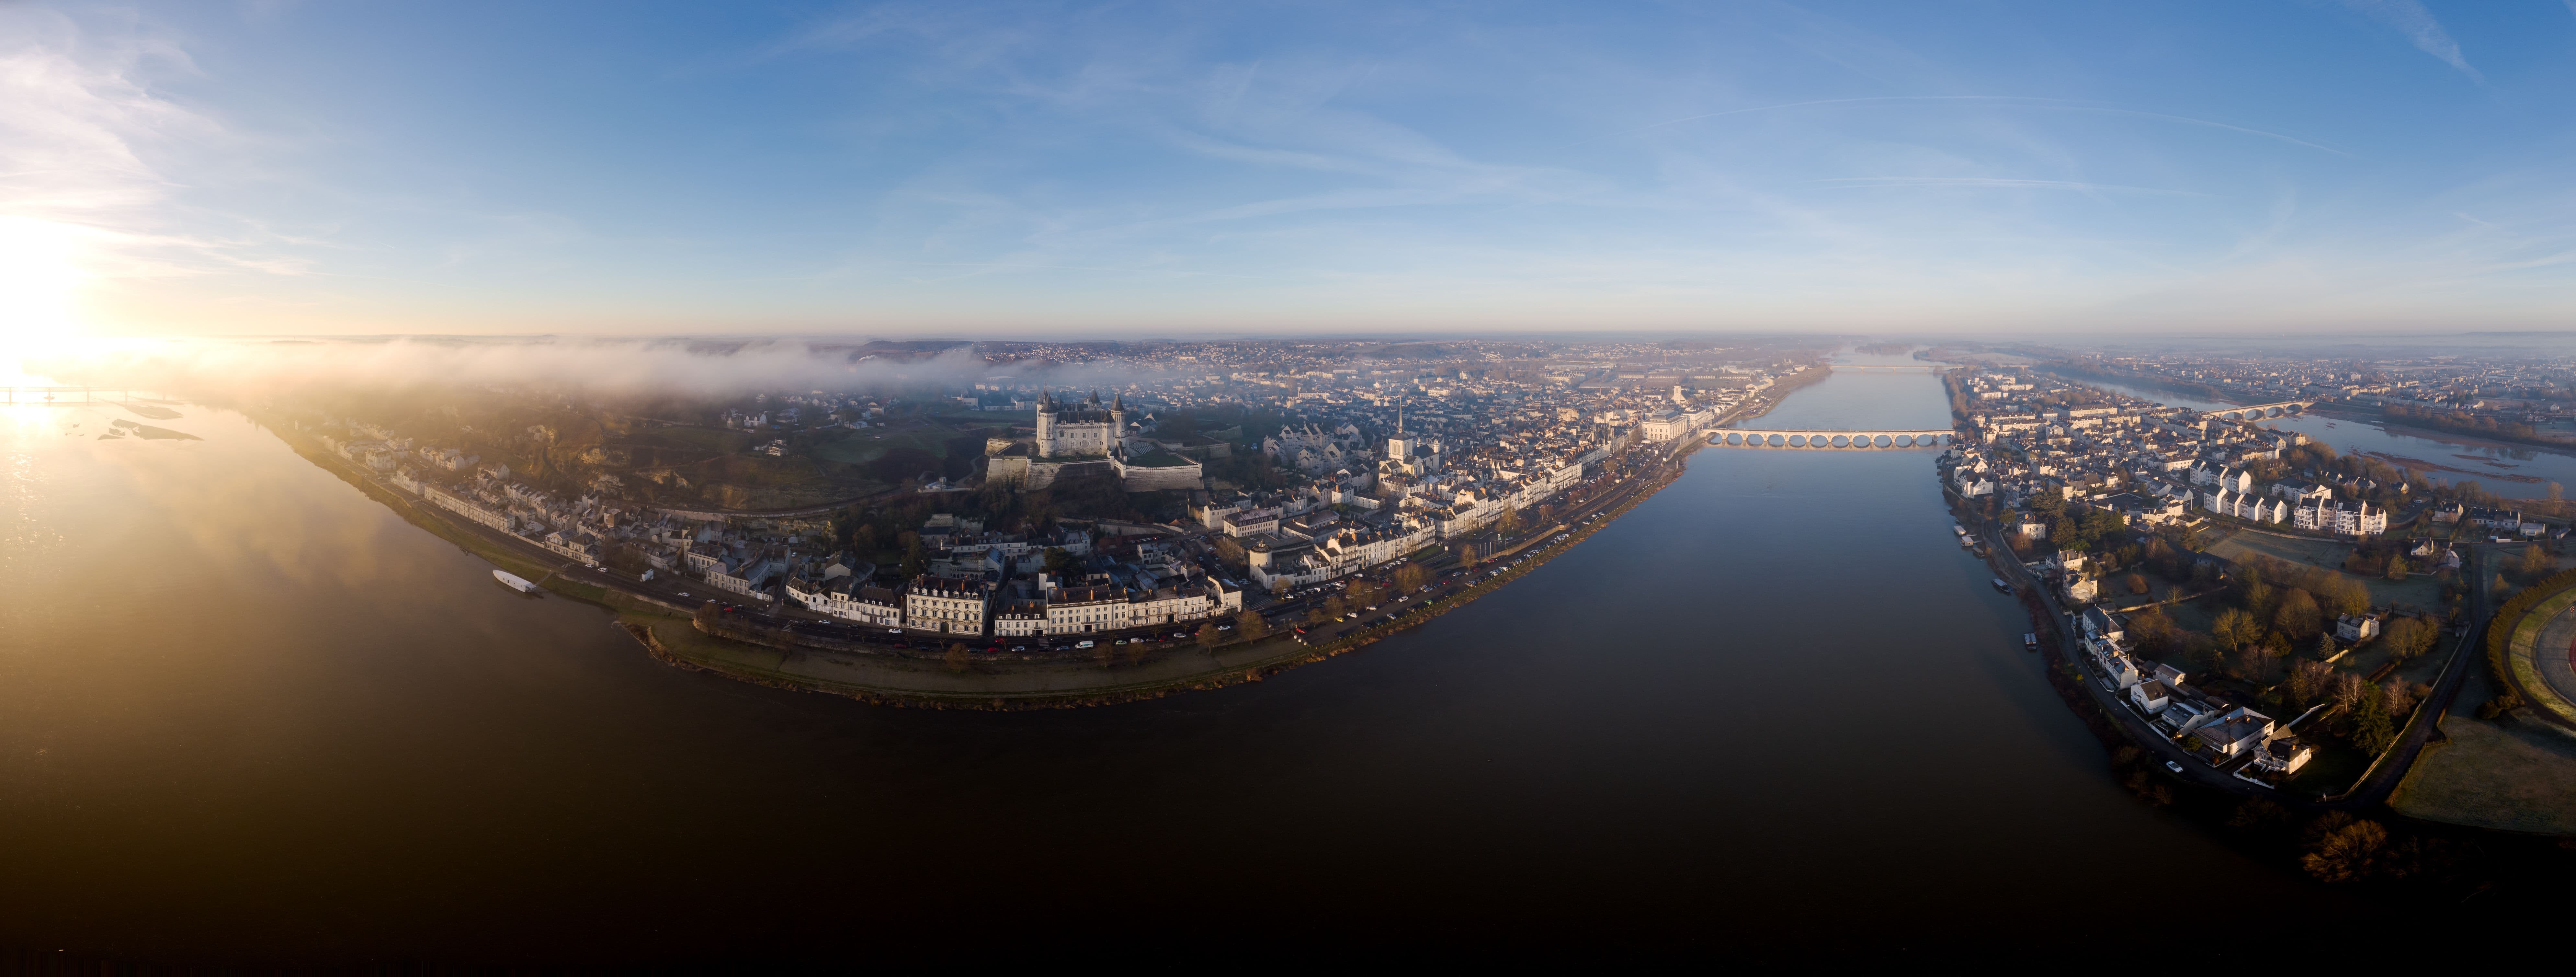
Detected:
left=807, top=426, right=959, bottom=466
left=2391, top=669, right=2576, bottom=835
left=627, top=425, right=747, bottom=454
left=2204, top=529, right=2445, bottom=611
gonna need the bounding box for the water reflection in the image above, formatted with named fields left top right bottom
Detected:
left=0, top=376, right=2407, bottom=964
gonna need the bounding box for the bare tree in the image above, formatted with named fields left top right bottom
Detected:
left=1236, top=609, right=1268, bottom=639
left=2213, top=608, right=2259, bottom=653
left=1393, top=563, right=1429, bottom=593
left=2331, top=673, right=2369, bottom=715
left=2384, top=617, right=2436, bottom=661
left=2300, top=817, right=2391, bottom=884
left=2382, top=679, right=2416, bottom=719
left=1346, top=578, right=1378, bottom=606
left=944, top=643, right=970, bottom=673
left=2289, top=659, right=2335, bottom=707
left=2274, top=589, right=2323, bottom=640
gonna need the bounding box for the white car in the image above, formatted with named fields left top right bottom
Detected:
left=2165, top=761, right=2184, bottom=774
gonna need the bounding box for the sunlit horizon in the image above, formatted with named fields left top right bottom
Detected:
left=12, top=2, right=2576, bottom=339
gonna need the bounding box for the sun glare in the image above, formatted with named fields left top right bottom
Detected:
left=0, top=216, right=88, bottom=336
left=0, top=215, right=93, bottom=377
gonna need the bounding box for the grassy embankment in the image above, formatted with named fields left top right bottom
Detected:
left=2390, top=566, right=2576, bottom=834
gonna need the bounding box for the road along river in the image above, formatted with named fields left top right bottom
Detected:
left=0, top=372, right=2410, bottom=965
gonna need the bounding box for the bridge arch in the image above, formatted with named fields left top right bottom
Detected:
left=1707, top=428, right=1950, bottom=449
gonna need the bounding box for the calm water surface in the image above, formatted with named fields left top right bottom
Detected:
left=0, top=375, right=2397, bottom=964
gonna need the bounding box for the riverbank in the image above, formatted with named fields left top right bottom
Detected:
left=267, top=410, right=1704, bottom=710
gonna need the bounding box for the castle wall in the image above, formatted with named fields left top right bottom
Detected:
left=1114, top=457, right=1204, bottom=491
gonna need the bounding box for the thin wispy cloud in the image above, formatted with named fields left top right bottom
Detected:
left=13, top=1, right=2576, bottom=336
left=1607, top=96, right=2346, bottom=156
left=1808, top=177, right=2209, bottom=197
left=2332, top=0, right=2483, bottom=82
left=1612, top=95, right=2078, bottom=137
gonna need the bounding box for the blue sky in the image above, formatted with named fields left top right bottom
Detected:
left=8, top=0, right=2576, bottom=337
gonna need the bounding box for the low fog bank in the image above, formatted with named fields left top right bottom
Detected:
left=27, top=337, right=1161, bottom=398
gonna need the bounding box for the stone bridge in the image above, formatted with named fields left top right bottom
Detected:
left=2206, top=400, right=2314, bottom=421
left=1703, top=428, right=1954, bottom=449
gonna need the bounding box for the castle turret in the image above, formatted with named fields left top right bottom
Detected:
left=1035, top=388, right=1055, bottom=456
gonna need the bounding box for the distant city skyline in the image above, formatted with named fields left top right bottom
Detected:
left=9, top=0, right=2576, bottom=340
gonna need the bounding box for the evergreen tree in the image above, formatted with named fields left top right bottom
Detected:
left=2355, top=693, right=2397, bottom=755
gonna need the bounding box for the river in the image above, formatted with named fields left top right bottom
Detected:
left=2052, top=372, right=2576, bottom=500
left=0, top=368, right=2404, bottom=965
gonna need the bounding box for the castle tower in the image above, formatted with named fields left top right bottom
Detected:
left=1035, top=388, right=1055, bottom=456
left=1110, top=393, right=1126, bottom=444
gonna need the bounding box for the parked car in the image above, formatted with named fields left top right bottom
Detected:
left=1076, top=640, right=1095, bottom=649
left=2165, top=761, right=2184, bottom=774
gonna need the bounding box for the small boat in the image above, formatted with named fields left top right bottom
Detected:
left=1992, top=577, right=2012, bottom=593
left=493, top=569, right=540, bottom=593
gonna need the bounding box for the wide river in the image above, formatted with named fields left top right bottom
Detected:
left=1, top=366, right=2403, bottom=964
